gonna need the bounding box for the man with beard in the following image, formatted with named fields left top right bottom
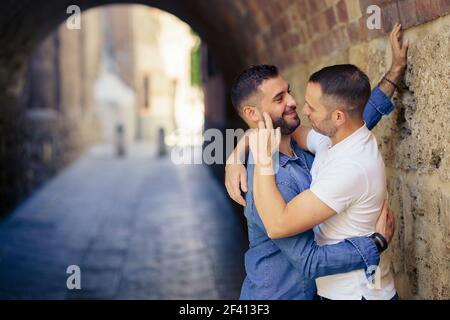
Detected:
left=229, top=65, right=393, bottom=300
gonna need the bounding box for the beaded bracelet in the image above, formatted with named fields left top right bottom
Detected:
left=382, top=76, right=400, bottom=92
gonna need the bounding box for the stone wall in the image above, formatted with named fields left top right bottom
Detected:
left=297, top=15, right=450, bottom=301
left=373, top=20, right=450, bottom=299
left=0, top=9, right=103, bottom=215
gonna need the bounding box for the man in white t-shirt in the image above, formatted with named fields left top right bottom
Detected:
left=250, top=64, right=398, bottom=300
left=306, top=122, right=395, bottom=300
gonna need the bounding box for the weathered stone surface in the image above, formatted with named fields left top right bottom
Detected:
left=386, top=171, right=450, bottom=299
left=374, top=22, right=450, bottom=183
left=284, top=15, right=450, bottom=300
left=370, top=21, right=449, bottom=299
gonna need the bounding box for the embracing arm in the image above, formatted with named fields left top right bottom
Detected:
left=252, top=113, right=365, bottom=239
left=252, top=113, right=336, bottom=238
left=254, top=171, right=336, bottom=238
left=267, top=184, right=382, bottom=279
left=225, top=130, right=252, bottom=206
left=252, top=181, right=394, bottom=279
left=275, top=234, right=380, bottom=280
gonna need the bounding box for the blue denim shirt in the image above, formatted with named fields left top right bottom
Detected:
left=240, top=87, right=395, bottom=300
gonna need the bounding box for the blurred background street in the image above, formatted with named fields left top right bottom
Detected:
left=0, top=143, right=246, bottom=299
left=0, top=4, right=247, bottom=299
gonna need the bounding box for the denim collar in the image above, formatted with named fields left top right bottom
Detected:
left=279, top=140, right=300, bottom=167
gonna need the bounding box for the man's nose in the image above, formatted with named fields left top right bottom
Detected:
left=286, top=95, right=297, bottom=109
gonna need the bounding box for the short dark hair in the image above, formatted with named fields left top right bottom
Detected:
left=231, top=65, right=279, bottom=113
left=308, top=64, right=371, bottom=118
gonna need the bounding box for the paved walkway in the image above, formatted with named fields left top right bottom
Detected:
left=0, top=144, right=247, bottom=299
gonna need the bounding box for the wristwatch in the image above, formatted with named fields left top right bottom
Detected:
left=369, top=232, right=389, bottom=253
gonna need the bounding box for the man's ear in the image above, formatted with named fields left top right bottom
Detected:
left=334, top=109, right=347, bottom=126
left=242, top=105, right=260, bottom=122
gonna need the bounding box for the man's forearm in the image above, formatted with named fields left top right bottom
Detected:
left=254, top=166, right=336, bottom=238
left=253, top=164, right=288, bottom=237
left=275, top=235, right=381, bottom=280
left=378, top=66, right=405, bottom=98
left=378, top=22, right=408, bottom=98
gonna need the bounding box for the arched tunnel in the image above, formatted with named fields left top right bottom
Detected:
left=0, top=0, right=449, bottom=300
left=0, top=0, right=257, bottom=211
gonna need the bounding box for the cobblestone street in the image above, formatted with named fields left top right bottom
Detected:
left=0, top=144, right=247, bottom=299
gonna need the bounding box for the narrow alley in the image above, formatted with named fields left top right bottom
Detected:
left=0, top=144, right=247, bottom=299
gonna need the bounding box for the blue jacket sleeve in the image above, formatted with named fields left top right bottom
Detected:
left=264, top=183, right=380, bottom=281
left=363, top=87, right=395, bottom=130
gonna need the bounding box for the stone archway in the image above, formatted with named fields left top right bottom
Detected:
left=0, top=0, right=257, bottom=214
left=0, top=0, right=255, bottom=94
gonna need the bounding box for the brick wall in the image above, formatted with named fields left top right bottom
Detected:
left=234, top=0, right=450, bottom=68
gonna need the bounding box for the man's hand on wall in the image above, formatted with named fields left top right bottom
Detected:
left=390, top=22, right=409, bottom=73
left=379, top=23, right=410, bottom=97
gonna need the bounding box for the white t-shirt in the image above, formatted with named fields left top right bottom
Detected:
left=307, top=124, right=396, bottom=300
